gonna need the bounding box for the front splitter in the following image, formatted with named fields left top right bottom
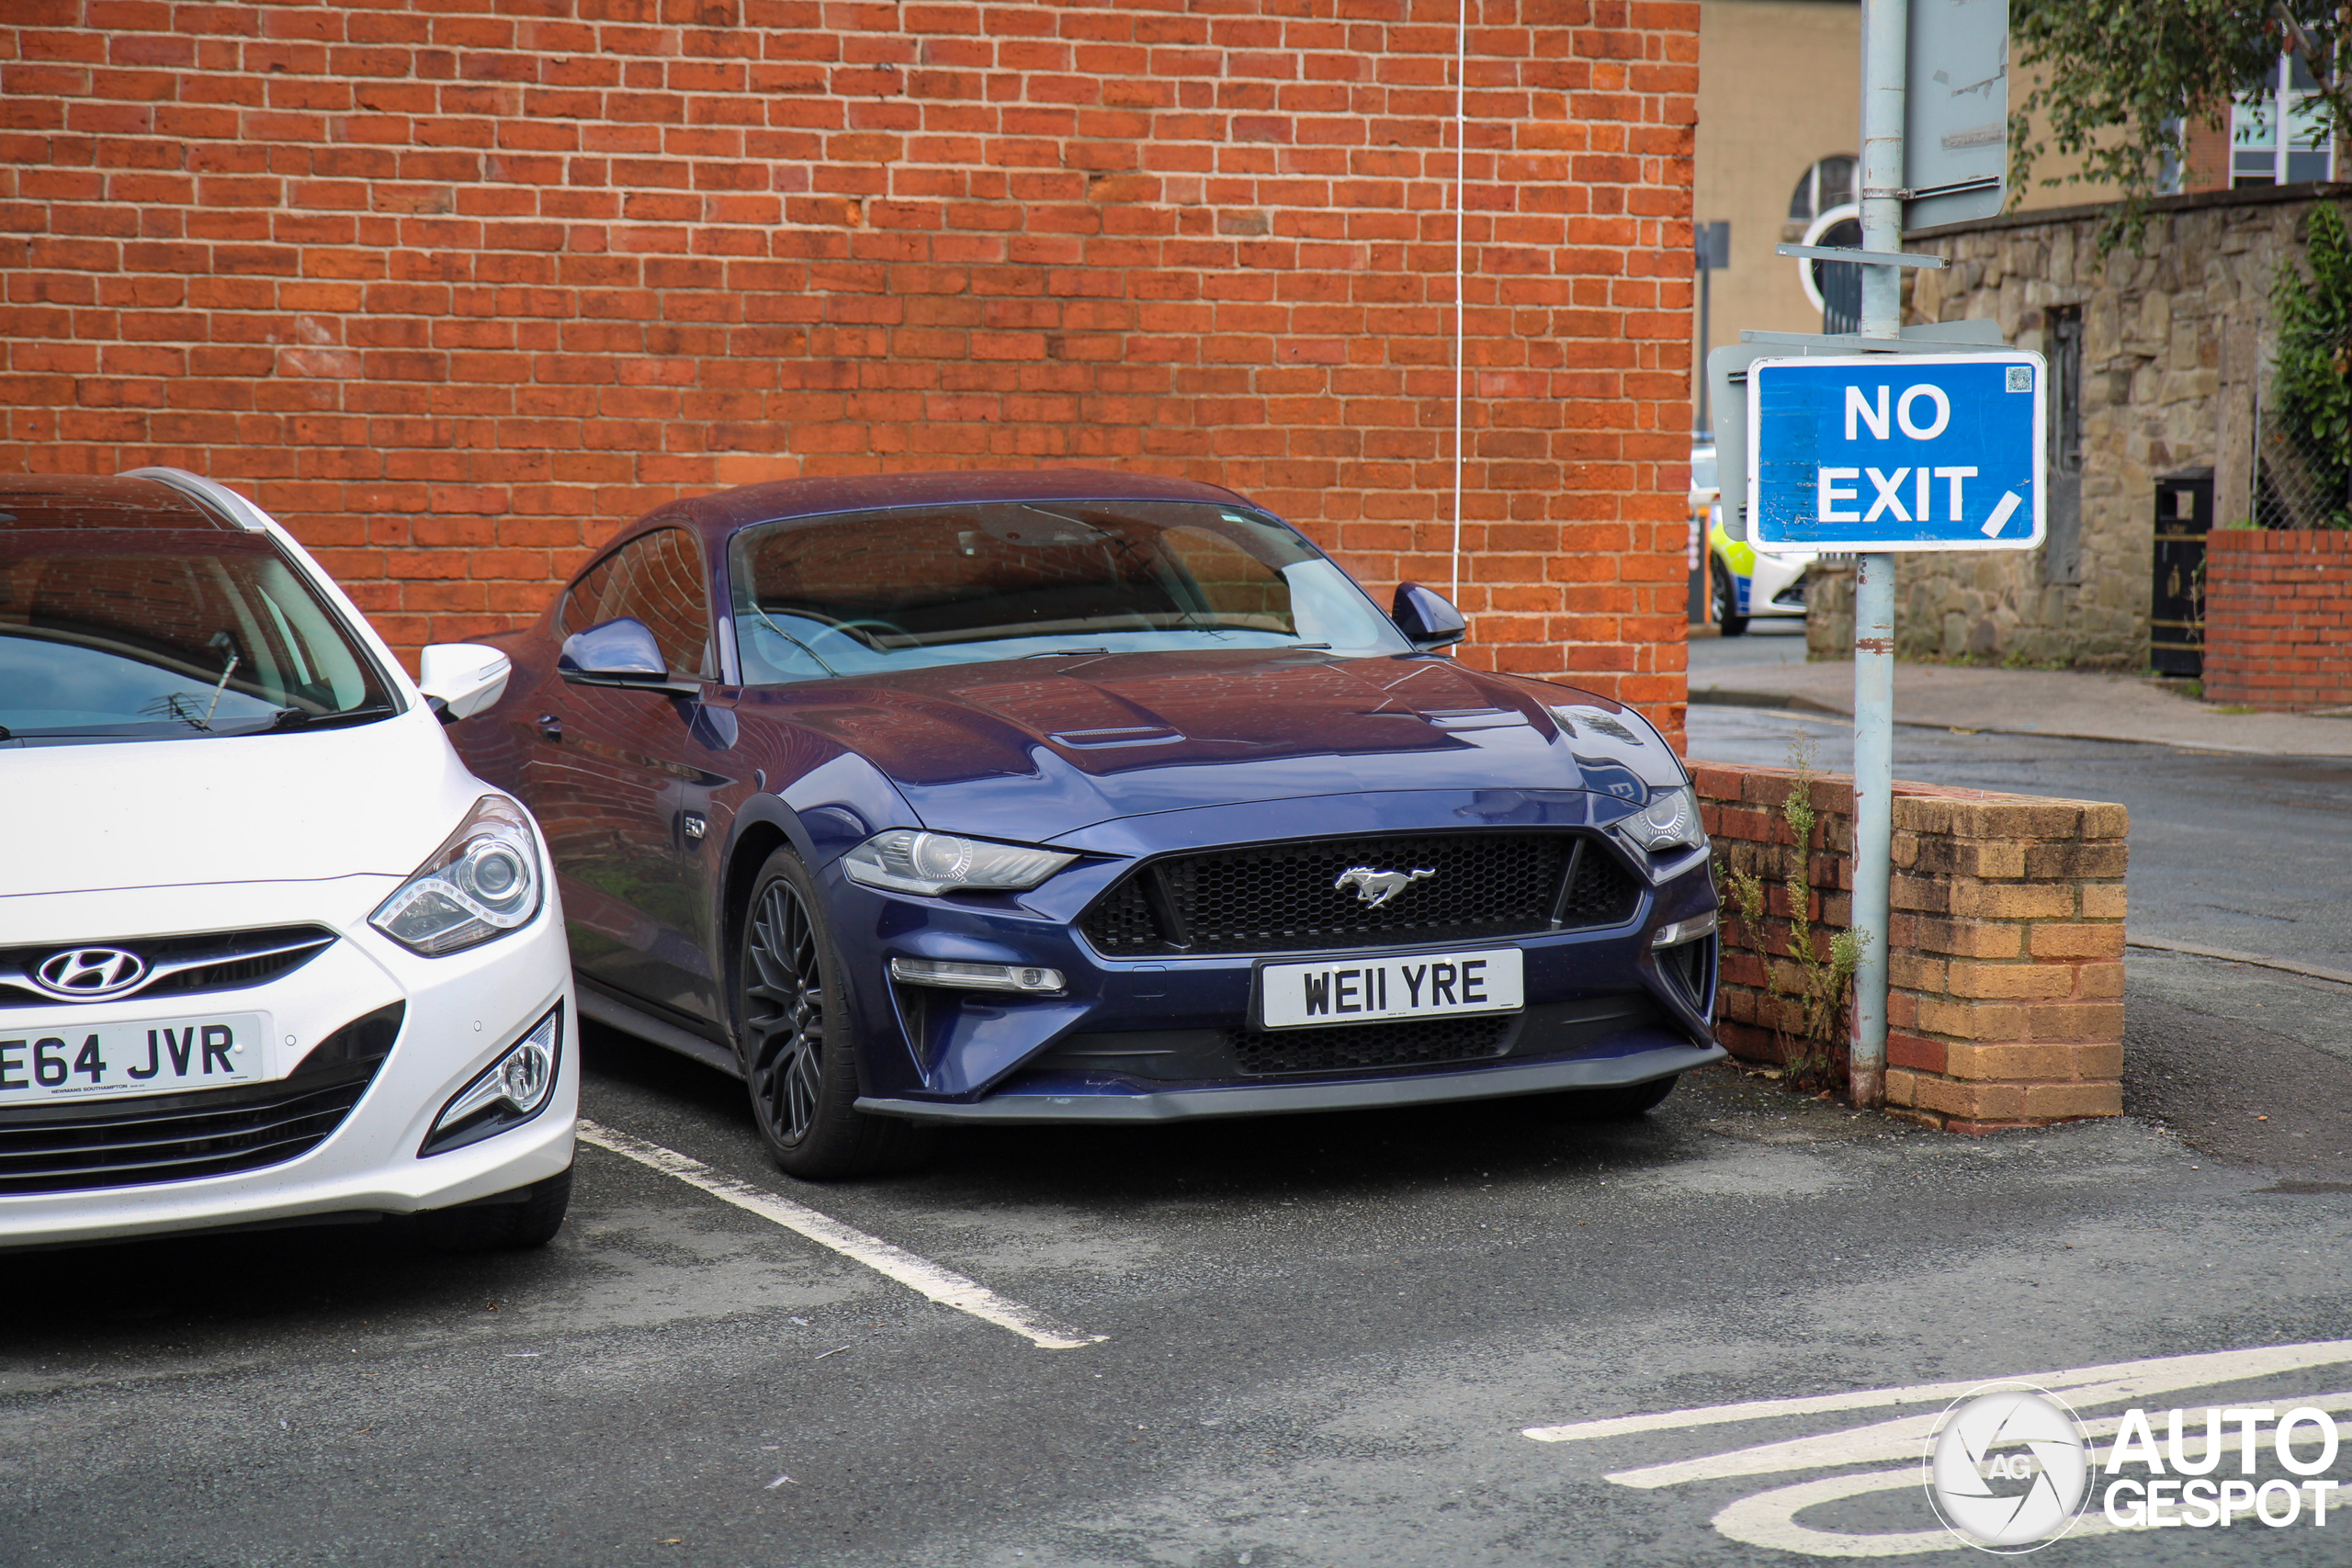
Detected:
left=856, top=1041, right=1725, bottom=1124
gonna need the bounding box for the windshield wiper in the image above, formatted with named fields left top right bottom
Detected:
left=197, top=632, right=241, bottom=731
left=252, top=704, right=399, bottom=732
left=750, top=605, right=841, bottom=677
left=1024, top=647, right=1110, bottom=658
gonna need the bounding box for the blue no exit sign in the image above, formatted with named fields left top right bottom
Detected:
left=1746, top=352, right=2046, bottom=553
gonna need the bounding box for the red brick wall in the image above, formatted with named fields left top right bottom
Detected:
left=0, top=0, right=1699, bottom=741
left=1693, top=761, right=2126, bottom=1134
left=2204, top=528, right=2352, bottom=712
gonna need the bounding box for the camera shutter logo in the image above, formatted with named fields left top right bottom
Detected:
left=1924, top=1383, right=2092, bottom=1552
left=31, top=946, right=149, bottom=999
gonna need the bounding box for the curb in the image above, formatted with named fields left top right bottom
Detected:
left=1687, top=688, right=1849, bottom=716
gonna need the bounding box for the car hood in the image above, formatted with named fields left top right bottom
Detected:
left=2, top=711, right=490, bottom=898
left=743, top=649, right=1681, bottom=840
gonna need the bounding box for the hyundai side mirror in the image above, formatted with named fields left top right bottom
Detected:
left=1392, top=582, right=1468, bottom=651
left=558, top=617, right=702, bottom=696
left=417, top=643, right=512, bottom=724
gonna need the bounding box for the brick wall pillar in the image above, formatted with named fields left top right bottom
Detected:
left=1692, top=761, right=2127, bottom=1134
left=2204, top=529, right=2352, bottom=711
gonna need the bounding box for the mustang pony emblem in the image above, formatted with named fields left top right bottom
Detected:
left=1333, top=866, right=1436, bottom=909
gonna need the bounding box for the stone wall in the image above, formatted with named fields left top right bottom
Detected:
left=1691, top=760, right=2127, bottom=1134
left=1802, top=185, right=2352, bottom=671
left=2204, top=528, right=2352, bottom=711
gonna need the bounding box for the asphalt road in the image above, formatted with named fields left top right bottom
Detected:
left=6, top=666, right=2350, bottom=1567
left=10, top=1032, right=2352, bottom=1565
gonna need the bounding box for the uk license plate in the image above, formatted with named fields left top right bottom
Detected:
left=0, top=1011, right=270, bottom=1106
left=1257, top=948, right=1523, bottom=1031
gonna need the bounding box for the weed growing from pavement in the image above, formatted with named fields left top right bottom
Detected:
left=1718, top=739, right=1870, bottom=1093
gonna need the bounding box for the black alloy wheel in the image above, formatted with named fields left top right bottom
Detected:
left=735, top=847, right=936, bottom=1178
left=1711, top=557, right=1749, bottom=637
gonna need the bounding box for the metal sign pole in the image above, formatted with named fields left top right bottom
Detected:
left=1848, top=0, right=1906, bottom=1108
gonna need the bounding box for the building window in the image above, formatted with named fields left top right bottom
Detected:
left=2233, top=53, right=2335, bottom=187
left=1785, top=155, right=1857, bottom=239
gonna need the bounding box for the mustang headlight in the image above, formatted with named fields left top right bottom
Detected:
left=369, top=795, right=544, bottom=955
left=1614, top=783, right=1707, bottom=856
left=842, top=829, right=1077, bottom=896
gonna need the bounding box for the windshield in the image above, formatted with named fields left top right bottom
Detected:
left=0, top=530, right=399, bottom=744
left=729, top=501, right=1410, bottom=682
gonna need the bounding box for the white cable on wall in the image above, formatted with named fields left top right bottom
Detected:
left=1451, top=0, right=1466, bottom=607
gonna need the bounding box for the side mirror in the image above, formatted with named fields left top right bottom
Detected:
left=417, top=643, right=512, bottom=724
left=560, top=616, right=664, bottom=677
left=558, top=617, right=702, bottom=696
left=1392, top=582, right=1468, bottom=651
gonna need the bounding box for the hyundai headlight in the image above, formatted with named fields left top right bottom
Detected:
left=842, top=829, right=1077, bottom=896
left=1615, top=783, right=1707, bottom=856
left=368, top=795, right=544, bottom=955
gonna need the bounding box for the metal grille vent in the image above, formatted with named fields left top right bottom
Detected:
left=1080, top=832, right=1638, bottom=958
left=0, top=1003, right=401, bottom=1195
left=1559, top=852, right=1641, bottom=926
left=1230, top=1015, right=1511, bottom=1076
left=0, top=926, right=336, bottom=1010
left=1659, top=933, right=1716, bottom=1014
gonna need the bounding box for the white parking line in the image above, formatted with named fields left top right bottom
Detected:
left=1521, top=1340, right=2352, bottom=1558
left=1521, top=1339, right=2352, bottom=1449
left=576, top=1120, right=1107, bottom=1350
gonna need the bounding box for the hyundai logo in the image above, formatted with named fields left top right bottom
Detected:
left=30, top=946, right=150, bottom=999
left=1333, top=866, right=1435, bottom=909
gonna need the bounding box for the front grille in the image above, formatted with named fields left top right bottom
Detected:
left=0, top=925, right=337, bottom=1009
left=1231, top=1015, right=1512, bottom=1076
left=0, top=1003, right=401, bottom=1195
left=1080, top=832, right=1640, bottom=957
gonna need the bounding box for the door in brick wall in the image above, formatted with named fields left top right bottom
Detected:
left=528, top=528, right=730, bottom=1027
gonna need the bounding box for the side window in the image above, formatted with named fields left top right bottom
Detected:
left=560, top=527, right=715, bottom=678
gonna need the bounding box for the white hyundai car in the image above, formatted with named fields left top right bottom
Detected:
left=0, top=469, right=574, bottom=1250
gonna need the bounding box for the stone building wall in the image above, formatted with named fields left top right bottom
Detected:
left=1805, top=184, right=2351, bottom=670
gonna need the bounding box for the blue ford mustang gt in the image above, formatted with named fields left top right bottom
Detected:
left=445, top=470, right=1723, bottom=1175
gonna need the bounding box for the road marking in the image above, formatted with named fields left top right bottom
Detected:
left=576, top=1120, right=1106, bottom=1350
left=1522, top=1339, right=2352, bottom=1447
left=2126, top=935, right=2352, bottom=988
left=1523, top=1341, right=2352, bottom=1557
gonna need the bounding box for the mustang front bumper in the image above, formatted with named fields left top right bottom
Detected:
left=827, top=788, right=1724, bottom=1124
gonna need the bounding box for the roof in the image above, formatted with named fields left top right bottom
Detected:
left=682, top=468, right=1258, bottom=536
left=0, top=474, right=234, bottom=532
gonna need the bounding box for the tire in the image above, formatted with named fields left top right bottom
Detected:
left=736, top=847, right=936, bottom=1179
left=416, top=1166, right=572, bottom=1252
left=1571, top=1074, right=1679, bottom=1120
left=1711, top=558, right=1749, bottom=637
